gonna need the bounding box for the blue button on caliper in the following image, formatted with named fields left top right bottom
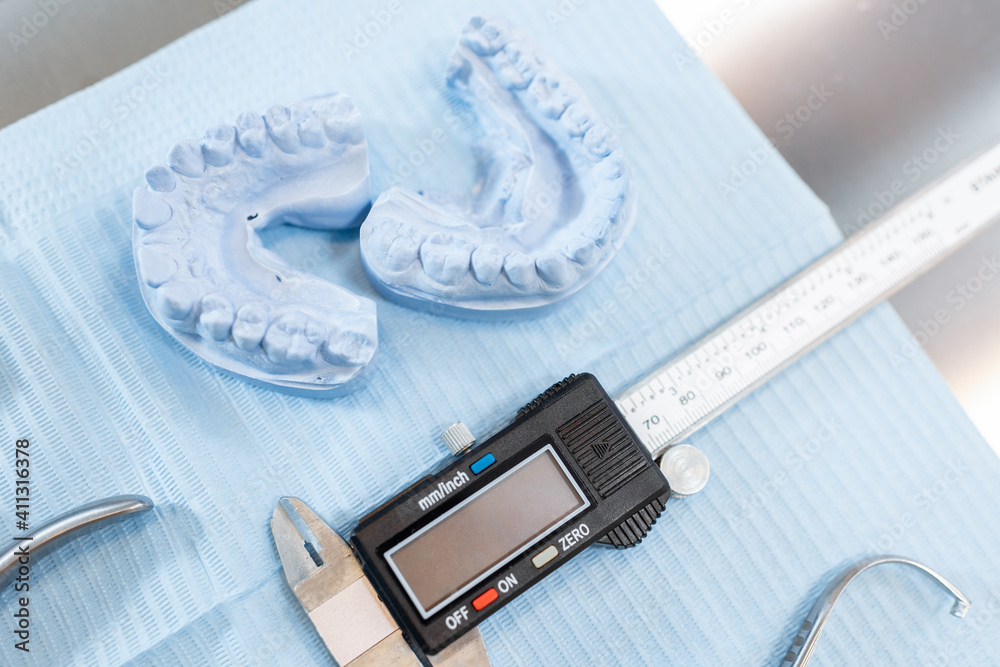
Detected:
left=470, top=453, right=495, bottom=475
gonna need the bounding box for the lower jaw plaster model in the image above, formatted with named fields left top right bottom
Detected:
left=131, top=93, right=377, bottom=396
left=359, top=14, right=637, bottom=318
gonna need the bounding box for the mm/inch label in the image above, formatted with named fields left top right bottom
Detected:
left=617, top=142, right=1000, bottom=458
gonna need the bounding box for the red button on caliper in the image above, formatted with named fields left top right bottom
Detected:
left=472, top=587, right=498, bottom=611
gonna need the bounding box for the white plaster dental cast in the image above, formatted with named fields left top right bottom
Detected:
left=359, top=15, right=637, bottom=318
left=132, top=93, right=377, bottom=396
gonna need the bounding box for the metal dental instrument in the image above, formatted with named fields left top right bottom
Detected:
left=271, top=497, right=492, bottom=667
left=0, top=495, right=154, bottom=592
left=781, top=555, right=971, bottom=667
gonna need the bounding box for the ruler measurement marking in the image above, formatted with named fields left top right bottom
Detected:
left=617, top=143, right=1000, bottom=458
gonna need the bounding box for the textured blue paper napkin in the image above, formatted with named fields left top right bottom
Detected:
left=1, top=0, right=999, bottom=665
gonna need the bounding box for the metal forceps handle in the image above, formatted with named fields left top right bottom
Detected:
left=0, top=495, right=154, bottom=592
left=781, top=555, right=970, bottom=666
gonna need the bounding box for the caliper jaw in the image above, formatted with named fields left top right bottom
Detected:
left=271, top=497, right=490, bottom=666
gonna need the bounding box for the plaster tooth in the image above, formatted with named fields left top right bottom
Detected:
left=198, top=293, right=236, bottom=341
left=133, top=188, right=172, bottom=230
left=265, top=104, right=305, bottom=153
left=536, top=252, right=575, bottom=289
left=203, top=124, right=237, bottom=166
left=323, top=325, right=376, bottom=367
left=263, top=312, right=327, bottom=366
left=503, top=251, right=538, bottom=288
left=471, top=245, right=505, bottom=286
left=492, top=41, right=543, bottom=89
left=562, top=103, right=596, bottom=137
left=155, top=281, right=199, bottom=321
left=145, top=165, right=176, bottom=192
left=136, top=246, right=177, bottom=286
left=168, top=141, right=205, bottom=177
left=236, top=111, right=268, bottom=157
left=131, top=93, right=376, bottom=396
left=232, top=304, right=269, bottom=351
left=564, top=237, right=598, bottom=268
left=420, top=235, right=472, bottom=285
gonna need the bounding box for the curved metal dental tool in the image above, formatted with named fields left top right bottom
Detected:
left=781, top=555, right=970, bottom=666
left=0, top=495, right=154, bottom=592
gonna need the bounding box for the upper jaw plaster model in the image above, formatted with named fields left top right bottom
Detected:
left=359, top=14, right=637, bottom=318
left=131, top=93, right=377, bottom=396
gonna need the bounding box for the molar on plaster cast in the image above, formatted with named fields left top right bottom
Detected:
left=359, top=15, right=637, bottom=318
left=132, top=93, right=377, bottom=396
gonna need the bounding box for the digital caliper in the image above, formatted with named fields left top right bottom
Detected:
left=273, top=374, right=670, bottom=665
left=352, top=374, right=670, bottom=654
left=272, top=142, right=1000, bottom=666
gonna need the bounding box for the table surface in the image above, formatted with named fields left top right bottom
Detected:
left=2, top=0, right=997, bottom=452
left=656, top=0, right=1000, bottom=453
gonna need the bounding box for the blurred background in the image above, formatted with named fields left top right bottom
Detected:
left=655, top=0, right=1000, bottom=452
left=2, top=0, right=998, bottom=450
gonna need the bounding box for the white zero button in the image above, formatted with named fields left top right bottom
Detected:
left=531, top=545, right=558, bottom=568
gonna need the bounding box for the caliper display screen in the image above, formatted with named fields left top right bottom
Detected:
left=385, top=445, right=589, bottom=618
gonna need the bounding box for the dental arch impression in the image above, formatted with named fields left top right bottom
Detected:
left=132, top=93, right=377, bottom=396
left=360, top=14, right=636, bottom=317
left=132, top=15, right=635, bottom=394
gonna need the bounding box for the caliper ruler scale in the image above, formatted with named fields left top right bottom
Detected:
left=617, top=142, right=1000, bottom=458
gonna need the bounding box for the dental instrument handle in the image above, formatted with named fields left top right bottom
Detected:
left=782, top=555, right=970, bottom=666
left=0, top=495, right=154, bottom=592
